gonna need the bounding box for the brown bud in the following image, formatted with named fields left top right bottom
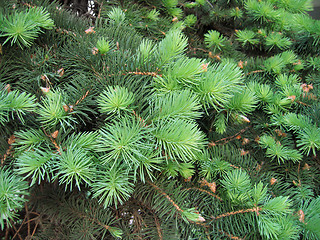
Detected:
left=41, top=87, right=50, bottom=93
left=288, top=95, right=296, bottom=102
left=201, top=63, right=209, bottom=72
left=57, top=68, right=64, bottom=77
left=5, top=84, right=11, bottom=92
left=63, top=105, right=69, bottom=112
left=51, top=130, right=59, bottom=139
left=184, top=176, right=192, bottom=182
left=270, top=177, right=277, bottom=185
left=303, top=163, right=311, bottom=170
left=208, top=182, right=216, bottom=193
left=238, top=60, right=244, bottom=69
left=8, top=135, right=15, bottom=145
left=242, top=138, right=250, bottom=145
left=92, top=47, right=99, bottom=55
left=240, top=149, right=249, bottom=156
left=85, top=27, right=95, bottom=34
left=297, top=209, right=305, bottom=223
left=197, top=214, right=206, bottom=222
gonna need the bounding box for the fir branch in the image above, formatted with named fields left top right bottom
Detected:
left=147, top=181, right=184, bottom=213
left=11, top=205, right=28, bottom=240
left=127, top=71, right=162, bottom=77
left=132, top=110, right=148, bottom=127
left=106, top=70, right=162, bottom=78
left=1, top=135, right=15, bottom=167
left=185, top=187, right=222, bottom=201
left=154, top=215, right=163, bottom=240
left=212, top=207, right=261, bottom=220
left=10, top=219, right=23, bottom=240
left=55, top=27, right=77, bottom=37
left=245, top=69, right=265, bottom=76
left=219, top=230, right=244, bottom=240
left=208, top=125, right=251, bottom=147
left=74, top=90, right=89, bottom=106
left=42, top=128, right=61, bottom=154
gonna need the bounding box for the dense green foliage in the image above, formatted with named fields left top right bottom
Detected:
left=0, top=0, right=320, bottom=239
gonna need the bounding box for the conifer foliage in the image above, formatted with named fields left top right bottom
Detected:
left=0, top=0, right=320, bottom=239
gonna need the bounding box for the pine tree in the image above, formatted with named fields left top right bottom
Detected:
left=0, top=0, right=320, bottom=239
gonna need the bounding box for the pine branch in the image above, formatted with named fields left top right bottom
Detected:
left=219, top=229, right=244, bottom=240
left=148, top=181, right=184, bottom=213
left=212, top=207, right=261, bottom=220
left=42, top=128, right=61, bottom=154
left=184, top=187, right=222, bottom=201
left=1, top=135, right=15, bottom=167
left=208, top=125, right=251, bottom=147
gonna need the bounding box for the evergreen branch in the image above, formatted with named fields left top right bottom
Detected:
left=10, top=220, right=23, bottom=240
left=219, top=229, right=244, bottom=240
left=1, top=135, right=15, bottom=167
left=153, top=215, right=163, bottom=240
left=106, top=70, right=162, bottom=77
left=187, top=47, right=221, bottom=60
left=147, top=181, right=184, bottom=213
left=74, top=90, right=89, bottom=106
left=97, top=1, right=103, bottom=19
left=22, top=2, right=36, bottom=8
left=90, top=65, right=104, bottom=82
left=199, top=178, right=218, bottom=194
left=132, top=110, right=148, bottom=127
left=212, top=207, right=261, bottom=220
left=24, top=216, right=40, bottom=225
left=245, top=69, right=265, bottom=76
left=55, top=27, right=77, bottom=37
left=127, top=71, right=162, bottom=77
left=230, top=164, right=240, bottom=169
left=208, top=125, right=251, bottom=147
left=30, top=221, right=39, bottom=239
left=63, top=204, right=121, bottom=237
left=26, top=204, right=30, bottom=236
left=185, top=187, right=222, bottom=201
left=42, top=128, right=61, bottom=154
left=187, top=46, right=209, bottom=54
left=11, top=205, right=28, bottom=240
left=296, top=100, right=310, bottom=106
left=4, top=223, right=9, bottom=240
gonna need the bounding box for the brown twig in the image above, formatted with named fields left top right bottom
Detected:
left=25, top=203, right=30, bottom=236
left=244, top=69, right=265, bottom=76
left=97, top=1, right=103, bottom=19
left=188, top=47, right=210, bottom=54
left=91, top=65, right=104, bottom=82
left=1, top=135, right=15, bottom=167
left=30, top=221, right=39, bottom=238
left=107, top=70, right=162, bottom=78
left=42, top=128, right=61, bottom=154
left=10, top=219, right=23, bottom=240
left=75, top=90, right=90, bottom=105
left=5, top=222, right=10, bottom=240
left=296, top=100, right=310, bottom=106
left=208, top=125, right=251, bottom=147
left=219, top=229, right=244, bottom=240
left=212, top=207, right=261, bottom=220
left=24, top=217, right=40, bottom=225
left=154, top=216, right=163, bottom=240
left=230, top=164, right=240, bottom=169
left=147, top=181, right=183, bottom=212
left=185, top=187, right=222, bottom=201
left=55, top=27, right=77, bottom=37
left=132, top=110, right=148, bottom=127
left=127, top=71, right=162, bottom=77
